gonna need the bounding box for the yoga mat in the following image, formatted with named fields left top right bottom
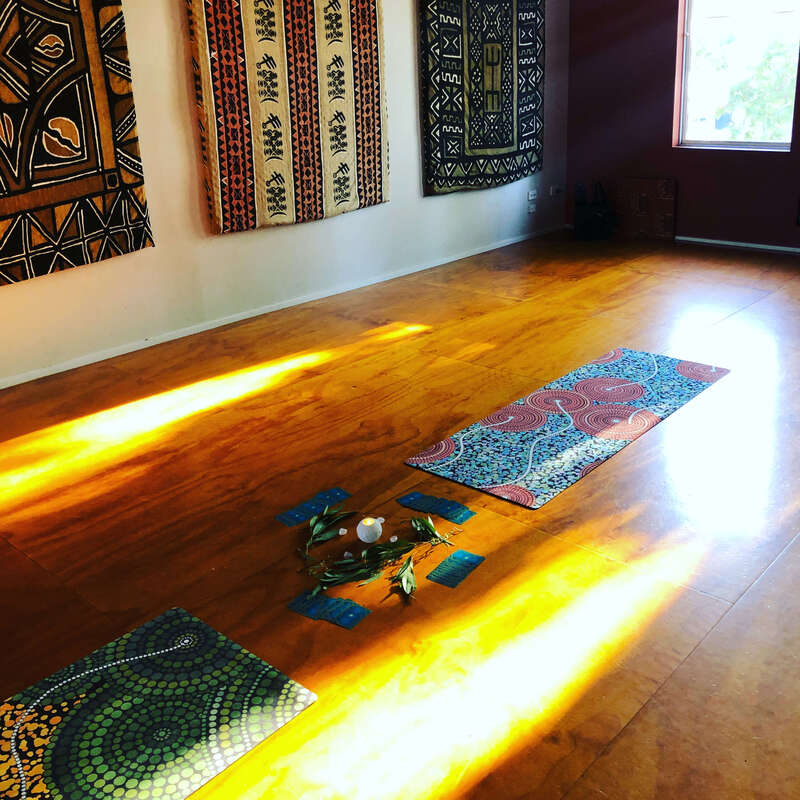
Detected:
left=406, top=348, right=729, bottom=510
left=1, top=609, right=315, bottom=800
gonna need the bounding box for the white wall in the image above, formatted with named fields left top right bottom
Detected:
left=0, top=0, right=569, bottom=388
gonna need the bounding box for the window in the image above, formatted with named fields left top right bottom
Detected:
left=677, top=0, right=800, bottom=150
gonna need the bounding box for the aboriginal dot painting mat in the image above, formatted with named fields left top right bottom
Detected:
left=407, top=348, right=730, bottom=510
left=0, top=608, right=316, bottom=800
left=186, top=0, right=389, bottom=234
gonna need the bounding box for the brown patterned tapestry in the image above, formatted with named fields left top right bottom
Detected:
left=419, top=0, right=545, bottom=195
left=0, top=0, right=153, bottom=286
left=186, top=0, right=389, bottom=234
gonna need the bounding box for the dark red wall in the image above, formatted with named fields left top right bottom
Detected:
left=567, top=0, right=800, bottom=249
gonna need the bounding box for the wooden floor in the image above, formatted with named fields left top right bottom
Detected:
left=2, top=237, right=800, bottom=799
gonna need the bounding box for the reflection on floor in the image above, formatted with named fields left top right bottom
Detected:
left=1, top=238, right=798, bottom=799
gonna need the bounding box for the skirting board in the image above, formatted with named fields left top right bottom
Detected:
left=0, top=225, right=567, bottom=390
left=676, top=236, right=800, bottom=255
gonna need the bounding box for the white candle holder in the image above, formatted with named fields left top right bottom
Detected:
left=357, top=516, right=385, bottom=544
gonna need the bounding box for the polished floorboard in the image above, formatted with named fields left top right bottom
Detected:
left=1, top=238, right=799, bottom=799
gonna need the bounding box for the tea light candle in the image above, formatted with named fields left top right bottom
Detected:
left=357, top=516, right=384, bottom=544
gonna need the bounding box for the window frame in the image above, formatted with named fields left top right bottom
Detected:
left=673, top=0, right=799, bottom=153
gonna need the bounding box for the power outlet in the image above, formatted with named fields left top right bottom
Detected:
left=528, top=202, right=537, bottom=214
left=528, top=189, right=538, bottom=201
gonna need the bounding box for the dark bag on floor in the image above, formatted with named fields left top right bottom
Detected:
left=574, top=182, right=616, bottom=240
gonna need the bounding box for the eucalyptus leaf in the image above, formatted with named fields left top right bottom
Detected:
left=311, top=537, right=417, bottom=594
left=363, top=539, right=415, bottom=564
left=302, top=503, right=357, bottom=557
left=358, top=571, right=385, bottom=587
left=411, top=516, right=453, bottom=547
left=391, top=556, right=417, bottom=598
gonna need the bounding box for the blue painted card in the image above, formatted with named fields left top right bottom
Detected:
left=288, top=592, right=371, bottom=629
left=427, top=550, right=485, bottom=588
left=397, top=491, right=476, bottom=524
left=276, top=487, right=351, bottom=526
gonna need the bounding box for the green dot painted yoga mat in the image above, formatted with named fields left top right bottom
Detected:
left=1, top=608, right=316, bottom=799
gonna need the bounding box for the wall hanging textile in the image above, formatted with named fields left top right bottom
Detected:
left=419, top=0, right=545, bottom=195
left=407, top=348, right=729, bottom=510
left=187, top=0, right=389, bottom=234
left=0, top=0, right=153, bottom=286
left=1, top=608, right=316, bottom=799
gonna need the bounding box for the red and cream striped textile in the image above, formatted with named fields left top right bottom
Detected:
left=187, top=0, right=389, bottom=234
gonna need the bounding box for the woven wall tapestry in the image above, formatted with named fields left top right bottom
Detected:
left=187, top=0, right=389, bottom=234
left=420, top=0, right=545, bottom=195
left=0, top=0, right=153, bottom=286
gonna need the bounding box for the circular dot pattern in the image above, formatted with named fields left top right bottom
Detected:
left=485, top=484, right=537, bottom=507
left=676, top=360, right=725, bottom=383
left=573, top=377, right=646, bottom=403
left=526, top=389, right=590, bottom=414
left=580, top=460, right=605, bottom=477
left=407, top=437, right=456, bottom=464
left=590, top=348, right=624, bottom=364
left=480, top=404, right=547, bottom=432
left=573, top=404, right=660, bottom=440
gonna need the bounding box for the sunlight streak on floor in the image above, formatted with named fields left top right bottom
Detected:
left=0, top=321, right=433, bottom=510
left=368, top=323, right=432, bottom=342
left=0, top=352, right=329, bottom=505
left=666, top=314, right=777, bottom=538
left=193, top=543, right=703, bottom=800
